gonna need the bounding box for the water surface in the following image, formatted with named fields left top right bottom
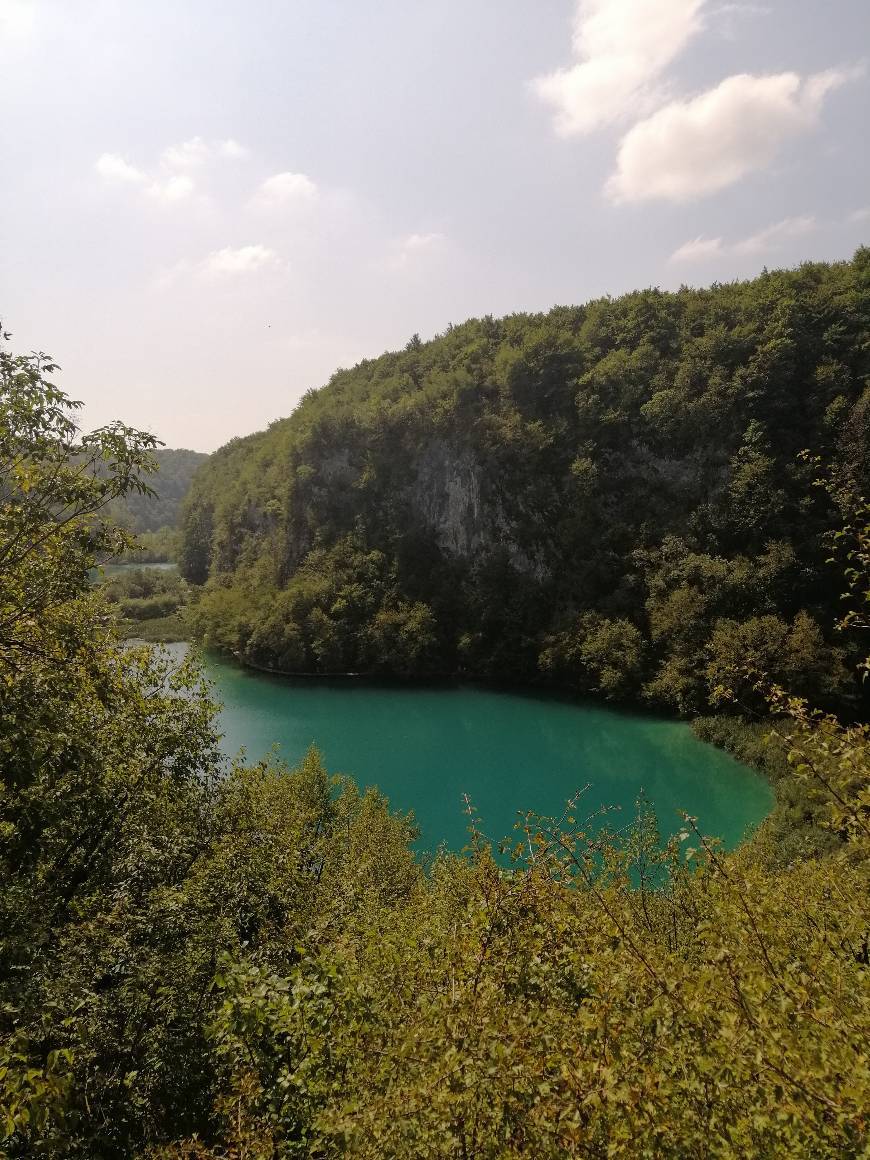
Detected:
left=166, top=644, right=772, bottom=855
left=95, top=561, right=178, bottom=577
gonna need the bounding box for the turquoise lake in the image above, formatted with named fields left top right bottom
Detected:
left=164, top=643, right=773, bottom=856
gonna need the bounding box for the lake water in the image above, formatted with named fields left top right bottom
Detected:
left=94, top=561, right=178, bottom=577
left=163, top=643, right=773, bottom=856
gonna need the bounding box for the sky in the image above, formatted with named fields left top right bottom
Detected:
left=1, top=0, right=868, bottom=452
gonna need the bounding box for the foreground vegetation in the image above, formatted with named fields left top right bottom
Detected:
left=181, top=254, right=869, bottom=727
left=99, top=566, right=191, bottom=642
left=2, top=324, right=869, bottom=1157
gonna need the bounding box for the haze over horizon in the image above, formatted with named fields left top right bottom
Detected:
left=1, top=0, right=868, bottom=452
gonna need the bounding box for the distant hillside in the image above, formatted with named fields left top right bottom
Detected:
left=111, top=447, right=209, bottom=533
left=180, top=251, right=870, bottom=715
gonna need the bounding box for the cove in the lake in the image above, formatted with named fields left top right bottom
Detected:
left=164, top=643, right=772, bottom=855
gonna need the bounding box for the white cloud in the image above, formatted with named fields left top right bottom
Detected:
left=161, top=136, right=249, bottom=168
left=156, top=244, right=283, bottom=287
left=709, top=3, right=771, bottom=38
left=95, top=152, right=145, bottom=184
left=670, top=214, right=817, bottom=262
left=608, top=68, right=857, bottom=203
left=203, top=244, right=280, bottom=275
left=712, top=2, right=771, bottom=14
left=402, top=232, right=445, bottom=252
left=732, top=214, right=816, bottom=254
left=253, top=171, right=318, bottom=207
left=0, top=0, right=35, bottom=37
left=669, top=236, right=725, bottom=262
left=147, top=174, right=196, bottom=203
left=387, top=232, right=447, bottom=271
left=161, top=137, right=211, bottom=168
left=97, top=135, right=247, bottom=205
left=851, top=207, right=870, bottom=223
left=152, top=259, right=194, bottom=291
left=532, top=0, right=706, bottom=136
left=219, top=138, right=249, bottom=160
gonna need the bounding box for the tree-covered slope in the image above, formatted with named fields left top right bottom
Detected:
left=110, top=447, right=209, bottom=533
left=181, top=252, right=870, bottom=712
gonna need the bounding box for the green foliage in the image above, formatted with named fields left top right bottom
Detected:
left=206, top=953, right=355, bottom=1158
left=106, top=449, right=209, bottom=535
left=94, top=567, right=191, bottom=639
left=539, top=612, right=645, bottom=698
left=127, top=613, right=188, bottom=643
left=189, top=534, right=441, bottom=674
left=102, top=565, right=188, bottom=618
left=180, top=253, right=870, bottom=713
left=705, top=610, right=851, bottom=710
left=0, top=1031, right=73, bottom=1148
left=4, top=314, right=870, bottom=1158
left=692, top=715, right=840, bottom=866
left=159, top=798, right=870, bottom=1160
left=0, top=345, right=422, bottom=1155
left=0, top=330, right=219, bottom=1154
left=117, top=525, right=181, bottom=563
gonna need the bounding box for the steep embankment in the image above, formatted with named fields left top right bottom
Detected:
left=180, top=252, right=870, bottom=714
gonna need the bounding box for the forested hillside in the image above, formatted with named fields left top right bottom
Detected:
left=181, top=252, right=870, bottom=715
left=109, top=447, right=208, bottom=533
left=2, top=333, right=869, bottom=1156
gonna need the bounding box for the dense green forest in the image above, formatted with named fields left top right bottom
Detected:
left=180, top=253, right=870, bottom=725
left=109, top=447, right=208, bottom=535
left=1, top=326, right=869, bottom=1156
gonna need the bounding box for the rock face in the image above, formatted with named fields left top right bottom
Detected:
left=319, top=450, right=356, bottom=486
left=402, top=439, right=549, bottom=579
left=408, top=441, right=483, bottom=558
